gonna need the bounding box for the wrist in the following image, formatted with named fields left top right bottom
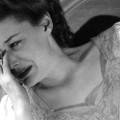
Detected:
left=7, top=92, right=30, bottom=111
left=7, top=84, right=30, bottom=104
left=14, top=106, right=33, bottom=120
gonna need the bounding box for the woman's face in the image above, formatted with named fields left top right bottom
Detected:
left=0, top=17, right=54, bottom=87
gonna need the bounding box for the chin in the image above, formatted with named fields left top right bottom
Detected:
left=24, top=75, right=41, bottom=87
left=23, top=77, right=34, bottom=87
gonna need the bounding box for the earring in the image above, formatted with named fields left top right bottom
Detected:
left=44, top=25, right=47, bottom=31
left=44, top=20, right=50, bottom=31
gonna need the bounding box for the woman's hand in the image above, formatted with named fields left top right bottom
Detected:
left=0, top=95, right=15, bottom=120
left=0, top=51, right=33, bottom=120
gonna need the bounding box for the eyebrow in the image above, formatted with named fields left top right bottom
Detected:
left=4, top=33, right=20, bottom=44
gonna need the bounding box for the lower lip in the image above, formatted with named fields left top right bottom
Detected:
left=18, top=66, right=32, bottom=79
left=19, top=76, right=29, bottom=86
left=23, top=77, right=29, bottom=85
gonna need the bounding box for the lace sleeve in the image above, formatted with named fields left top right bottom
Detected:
left=92, top=22, right=120, bottom=60
left=91, top=22, right=120, bottom=82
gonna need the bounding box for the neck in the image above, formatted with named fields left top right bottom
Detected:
left=32, top=42, right=102, bottom=110
left=44, top=40, right=94, bottom=87
left=39, top=35, right=80, bottom=87
left=41, top=54, right=79, bottom=87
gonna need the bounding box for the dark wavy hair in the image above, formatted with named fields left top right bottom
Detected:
left=0, top=0, right=73, bottom=47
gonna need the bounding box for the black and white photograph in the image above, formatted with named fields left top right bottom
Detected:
left=0, top=0, right=120, bottom=120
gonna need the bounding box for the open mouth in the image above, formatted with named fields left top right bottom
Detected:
left=11, top=65, right=32, bottom=84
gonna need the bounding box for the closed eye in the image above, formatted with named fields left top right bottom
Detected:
left=9, top=40, right=22, bottom=50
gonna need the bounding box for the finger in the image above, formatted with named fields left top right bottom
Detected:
left=0, top=65, right=3, bottom=74
left=2, top=51, right=10, bottom=75
left=0, top=51, right=3, bottom=73
left=0, top=95, right=8, bottom=119
left=6, top=96, right=15, bottom=120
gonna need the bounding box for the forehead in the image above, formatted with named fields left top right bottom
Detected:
left=0, top=17, right=38, bottom=43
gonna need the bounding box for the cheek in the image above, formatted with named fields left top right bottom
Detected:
left=33, top=51, right=53, bottom=73
left=7, top=50, right=35, bottom=67
left=7, top=41, right=49, bottom=69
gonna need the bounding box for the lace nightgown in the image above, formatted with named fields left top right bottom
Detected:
left=1, top=22, right=120, bottom=120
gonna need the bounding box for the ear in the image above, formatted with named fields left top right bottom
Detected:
left=40, top=13, right=53, bottom=34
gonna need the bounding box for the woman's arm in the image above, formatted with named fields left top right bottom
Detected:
left=0, top=51, right=34, bottom=120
